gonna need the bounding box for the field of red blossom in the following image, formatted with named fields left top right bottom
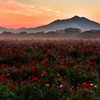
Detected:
left=0, top=39, right=100, bottom=100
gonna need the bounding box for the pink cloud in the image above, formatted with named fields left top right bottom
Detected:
left=0, top=0, right=67, bottom=17
left=42, top=6, right=52, bottom=11
left=0, top=0, right=68, bottom=28
left=0, top=0, right=42, bottom=16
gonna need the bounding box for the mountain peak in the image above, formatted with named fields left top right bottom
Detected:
left=71, top=16, right=80, bottom=19
left=74, top=15, right=80, bottom=18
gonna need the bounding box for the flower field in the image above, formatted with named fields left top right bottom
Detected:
left=0, top=39, right=100, bottom=100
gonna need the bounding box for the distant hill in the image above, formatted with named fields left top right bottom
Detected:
left=0, top=16, right=100, bottom=33
left=30, top=16, right=100, bottom=32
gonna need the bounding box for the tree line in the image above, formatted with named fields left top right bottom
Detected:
left=1, top=28, right=100, bottom=39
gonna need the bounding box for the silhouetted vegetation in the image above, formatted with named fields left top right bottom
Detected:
left=0, top=28, right=100, bottom=39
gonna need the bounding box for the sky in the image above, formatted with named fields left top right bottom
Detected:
left=0, top=0, right=100, bottom=29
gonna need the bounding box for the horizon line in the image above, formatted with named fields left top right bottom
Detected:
left=0, top=15, right=100, bottom=29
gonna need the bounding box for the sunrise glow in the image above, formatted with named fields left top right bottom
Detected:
left=0, top=0, right=100, bottom=29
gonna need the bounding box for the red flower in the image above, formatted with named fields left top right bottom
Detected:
left=60, top=75, right=62, bottom=78
left=90, top=69, right=93, bottom=72
left=9, top=83, right=13, bottom=90
left=51, top=69, right=54, bottom=72
left=28, top=76, right=31, bottom=79
left=77, top=83, right=80, bottom=86
left=87, top=83, right=90, bottom=86
left=16, top=80, right=19, bottom=82
left=63, top=76, right=67, bottom=78
left=54, top=74, right=57, bottom=78
left=61, top=62, right=64, bottom=65
left=76, top=65, right=81, bottom=69
left=30, top=86, right=33, bottom=88
left=47, top=63, right=50, bottom=66
left=36, top=67, right=40, bottom=69
left=95, top=70, right=98, bottom=73
left=29, top=82, right=32, bottom=84
left=89, top=80, right=92, bottom=83
left=33, top=77, right=37, bottom=80
left=30, top=68, right=35, bottom=72
left=22, top=63, right=26, bottom=67
left=22, top=81, right=27, bottom=84
left=15, top=69, right=19, bottom=73
left=79, top=89, right=82, bottom=92
left=41, top=60, right=46, bottom=64
left=87, top=90, right=90, bottom=93
left=48, top=90, right=51, bottom=92
left=38, top=79, right=43, bottom=83
left=33, top=94, right=36, bottom=97
left=42, top=71, right=46, bottom=74
left=24, top=92, right=27, bottom=94
left=54, top=54, right=56, bottom=56
left=0, top=81, right=2, bottom=84
left=59, top=60, right=61, bottom=62
left=43, top=87, right=46, bottom=89
left=0, top=74, right=5, bottom=80
left=63, top=81, right=67, bottom=84
left=82, top=82, right=87, bottom=88
left=71, top=61, right=74, bottom=64
left=31, top=79, right=34, bottom=82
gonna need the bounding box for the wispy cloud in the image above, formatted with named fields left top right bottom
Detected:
left=42, top=6, right=52, bottom=11
left=0, top=0, right=40, bottom=16
left=54, top=11, right=67, bottom=16
left=0, top=0, right=67, bottom=17
left=0, top=0, right=68, bottom=28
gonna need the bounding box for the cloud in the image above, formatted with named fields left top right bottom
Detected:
left=0, top=0, right=42, bottom=16
left=42, top=6, right=52, bottom=11
left=0, top=9, right=19, bottom=13
left=6, top=0, right=35, bottom=8
left=54, top=10, right=67, bottom=16
left=32, top=10, right=43, bottom=14
left=0, top=0, right=67, bottom=17
left=0, top=0, right=69, bottom=29
left=54, top=11, right=60, bottom=13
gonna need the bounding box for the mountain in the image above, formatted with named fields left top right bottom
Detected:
left=0, top=16, right=100, bottom=33
left=29, top=16, right=100, bottom=32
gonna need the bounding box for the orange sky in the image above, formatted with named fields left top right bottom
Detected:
left=0, top=0, right=100, bottom=29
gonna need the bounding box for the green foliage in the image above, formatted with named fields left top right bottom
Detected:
left=0, top=39, right=100, bottom=100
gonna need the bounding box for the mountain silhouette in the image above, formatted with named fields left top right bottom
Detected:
left=30, top=16, right=100, bottom=32
left=0, top=16, right=100, bottom=33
